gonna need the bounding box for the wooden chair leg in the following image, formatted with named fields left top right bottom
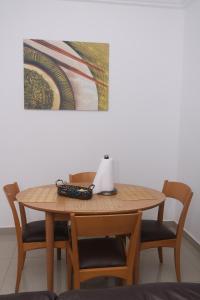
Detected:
left=73, top=274, right=80, bottom=289
left=15, top=249, right=26, bottom=292
left=132, top=243, right=140, bottom=284
left=158, top=247, right=163, bottom=263
left=66, top=250, right=72, bottom=290
left=174, top=247, right=181, bottom=282
left=57, top=248, right=61, bottom=260
left=133, top=257, right=140, bottom=284
left=126, top=274, right=133, bottom=285
left=21, top=250, right=26, bottom=270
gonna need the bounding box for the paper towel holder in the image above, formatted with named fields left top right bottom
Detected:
left=95, top=154, right=118, bottom=195
left=98, top=187, right=117, bottom=196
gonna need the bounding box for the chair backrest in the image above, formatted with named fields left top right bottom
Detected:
left=158, top=180, right=193, bottom=239
left=70, top=212, right=142, bottom=271
left=69, top=172, right=96, bottom=183
left=3, top=183, right=27, bottom=245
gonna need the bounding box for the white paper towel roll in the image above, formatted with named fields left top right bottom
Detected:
left=93, top=155, right=114, bottom=194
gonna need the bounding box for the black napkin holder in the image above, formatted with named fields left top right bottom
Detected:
left=56, top=179, right=95, bottom=200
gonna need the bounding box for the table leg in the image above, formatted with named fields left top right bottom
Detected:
left=46, top=212, right=54, bottom=291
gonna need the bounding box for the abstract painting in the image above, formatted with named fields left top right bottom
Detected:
left=23, top=39, right=109, bottom=111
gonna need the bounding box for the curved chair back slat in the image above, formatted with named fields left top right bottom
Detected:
left=161, top=180, right=193, bottom=237
left=69, top=172, right=96, bottom=183
left=3, top=183, right=24, bottom=244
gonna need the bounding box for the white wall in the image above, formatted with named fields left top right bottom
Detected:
left=0, top=0, right=184, bottom=227
left=177, top=0, right=200, bottom=244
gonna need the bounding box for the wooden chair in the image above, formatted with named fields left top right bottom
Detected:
left=69, top=172, right=96, bottom=184
left=69, top=212, right=142, bottom=289
left=3, top=182, right=70, bottom=292
left=140, top=180, right=193, bottom=281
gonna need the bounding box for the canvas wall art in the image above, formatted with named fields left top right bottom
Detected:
left=23, top=39, right=109, bottom=111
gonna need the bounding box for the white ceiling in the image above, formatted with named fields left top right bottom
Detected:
left=62, top=0, right=192, bottom=8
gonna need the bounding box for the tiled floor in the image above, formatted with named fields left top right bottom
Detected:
left=0, top=230, right=200, bottom=295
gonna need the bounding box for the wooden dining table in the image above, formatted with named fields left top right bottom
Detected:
left=16, top=183, right=165, bottom=291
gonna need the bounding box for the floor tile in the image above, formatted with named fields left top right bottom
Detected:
left=0, top=259, right=11, bottom=291
left=0, top=231, right=16, bottom=260
left=1, top=254, right=67, bottom=294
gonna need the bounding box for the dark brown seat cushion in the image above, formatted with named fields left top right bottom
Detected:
left=78, top=237, right=126, bottom=269
left=59, top=282, right=200, bottom=300
left=22, top=220, right=68, bottom=243
left=0, top=291, right=56, bottom=300
left=141, top=220, right=176, bottom=242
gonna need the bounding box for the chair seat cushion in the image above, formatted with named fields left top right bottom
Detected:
left=141, top=220, right=176, bottom=242
left=22, top=220, right=68, bottom=243
left=78, top=237, right=126, bottom=269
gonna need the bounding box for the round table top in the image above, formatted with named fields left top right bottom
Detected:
left=16, top=183, right=165, bottom=215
